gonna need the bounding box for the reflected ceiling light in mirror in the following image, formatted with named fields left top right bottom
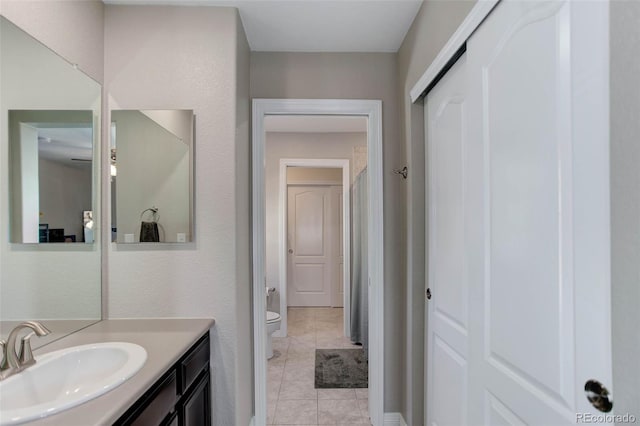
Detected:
left=110, top=123, right=117, bottom=178
left=110, top=150, right=117, bottom=177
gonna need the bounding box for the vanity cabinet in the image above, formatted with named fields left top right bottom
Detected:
left=114, top=332, right=211, bottom=426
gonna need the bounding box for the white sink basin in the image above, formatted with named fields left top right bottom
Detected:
left=0, top=342, right=147, bottom=425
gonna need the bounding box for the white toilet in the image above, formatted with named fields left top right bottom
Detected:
left=266, top=286, right=281, bottom=359
left=266, top=310, right=281, bottom=359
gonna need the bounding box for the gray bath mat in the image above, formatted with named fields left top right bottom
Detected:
left=315, top=349, right=368, bottom=388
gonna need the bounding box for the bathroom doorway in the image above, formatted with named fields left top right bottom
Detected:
left=252, top=99, right=384, bottom=426
left=276, top=160, right=351, bottom=338
left=287, top=181, right=342, bottom=307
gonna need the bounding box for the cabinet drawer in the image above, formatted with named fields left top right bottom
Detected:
left=179, top=336, right=210, bottom=393
left=130, top=371, right=177, bottom=426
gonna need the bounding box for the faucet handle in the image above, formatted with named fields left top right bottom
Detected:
left=5, top=321, right=50, bottom=371
left=18, top=332, right=36, bottom=367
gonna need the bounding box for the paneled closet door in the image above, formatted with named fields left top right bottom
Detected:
left=466, top=0, right=612, bottom=424
left=425, top=54, right=470, bottom=426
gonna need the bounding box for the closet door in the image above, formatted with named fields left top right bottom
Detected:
left=466, top=0, right=612, bottom=424
left=425, top=53, right=470, bottom=426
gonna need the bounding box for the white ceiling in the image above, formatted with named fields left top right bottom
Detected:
left=37, top=127, right=93, bottom=168
left=265, top=115, right=367, bottom=133
left=103, top=0, right=423, bottom=52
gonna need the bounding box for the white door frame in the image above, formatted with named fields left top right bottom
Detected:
left=252, top=99, right=384, bottom=426
left=409, top=0, right=499, bottom=102
left=277, top=159, right=351, bottom=338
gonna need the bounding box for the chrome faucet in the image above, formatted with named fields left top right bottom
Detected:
left=0, top=321, right=51, bottom=380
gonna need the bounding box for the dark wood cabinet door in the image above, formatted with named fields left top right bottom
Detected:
left=180, top=372, right=211, bottom=426
left=114, top=333, right=211, bottom=426
left=163, top=411, right=178, bottom=426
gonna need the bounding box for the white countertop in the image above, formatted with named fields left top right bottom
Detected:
left=23, top=318, right=215, bottom=426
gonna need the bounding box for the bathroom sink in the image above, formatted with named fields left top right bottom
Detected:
left=0, top=342, right=147, bottom=425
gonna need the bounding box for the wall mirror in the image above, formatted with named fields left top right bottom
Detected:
left=111, top=110, right=194, bottom=244
left=0, top=16, right=102, bottom=347
left=9, top=110, right=95, bottom=244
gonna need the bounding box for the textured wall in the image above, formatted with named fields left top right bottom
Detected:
left=234, top=10, right=253, bottom=425
left=397, top=1, right=477, bottom=424
left=0, top=0, right=104, bottom=83
left=251, top=52, right=405, bottom=412
left=610, top=0, right=640, bottom=421
left=104, top=6, right=251, bottom=424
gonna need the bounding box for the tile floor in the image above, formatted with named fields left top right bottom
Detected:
left=268, top=307, right=371, bottom=425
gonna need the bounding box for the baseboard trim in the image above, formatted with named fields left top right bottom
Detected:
left=384, top=412, right=408, bottom=426
left=250, top=413, right=405, bottom=426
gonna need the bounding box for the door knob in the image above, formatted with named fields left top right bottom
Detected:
left=426, top=288, right=432, bottom=300
left=288, top=249, right=293, bottom=254
left=584, top=379, right=613, bottom=412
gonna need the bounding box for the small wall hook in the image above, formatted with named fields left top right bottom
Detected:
left=393, top=166, right=408, bottom=179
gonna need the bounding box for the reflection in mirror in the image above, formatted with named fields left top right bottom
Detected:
left=0, top=16, right=101, bottom=348
left=9, top=110, right=94, bottom=244
left=111, top=110, right=194, bottom=243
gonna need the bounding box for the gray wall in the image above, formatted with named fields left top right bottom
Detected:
left=0, top=0, right=103, bottom=83
left=104, top=6, right=251, bottom=424
left=39, top=159, right=92, bottom=240
left=397, top=1, right=476, bottom=424
left=287, top=167, right=343, bottom=184
left=251, top=52, right=406, bottom=412
left=610, top=0, right=640, bottom=420
left=234, top=10, right=252, bottom=425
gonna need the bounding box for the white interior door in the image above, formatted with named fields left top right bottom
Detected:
left=331, top=185, right=344, bottom=308
left=466, top=1, right=612, bottom=423
left=426, top=1, right=612, bottom=424
left=425, top=53, right=469, bottom=426
left=288, top=185, right=334, bottom=306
